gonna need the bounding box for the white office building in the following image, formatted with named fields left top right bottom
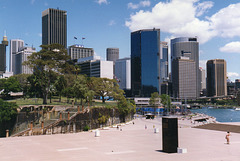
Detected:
left=77, top=56, right=113, bottom=79
left=115, top=58, right=131, bottom=90
left=15, top=47, right=36, bottom=75
left=68, top=45, right=94, bottom=60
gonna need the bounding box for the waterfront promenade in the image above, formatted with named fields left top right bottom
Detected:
left=1, top=117, right=240, bottom=161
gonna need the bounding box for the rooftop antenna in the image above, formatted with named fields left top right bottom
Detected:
left=4, top=30, right=6, bottom=36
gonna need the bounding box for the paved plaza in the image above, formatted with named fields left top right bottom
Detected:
left=1, top=117, right=240, bottom=161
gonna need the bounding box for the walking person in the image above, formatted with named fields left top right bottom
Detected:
left=225, top=131, right=230, bottom=144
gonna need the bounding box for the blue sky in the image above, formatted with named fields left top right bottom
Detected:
left=1, top=0, right=240, bottom=81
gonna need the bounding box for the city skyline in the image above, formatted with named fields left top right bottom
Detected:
left=1, top=0, right=240, bottom=81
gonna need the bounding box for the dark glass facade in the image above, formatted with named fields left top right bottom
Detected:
left=42, top=8, right=67, bottom=48
left=0, top=37, right=8, bottom=73
left=131, top=29, right=160, bottom=97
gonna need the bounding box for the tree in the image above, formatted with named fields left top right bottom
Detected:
left=0, top=99, right=18, bottom=137
left=12, top=74, right=30, bottom=97
left=73, top=75, right=88, bottom=105
left=160, top=94, right=171, bottom=112
left=55, top=75, right=67, bottom=102
left=92, top=77, right=121, bottom=103
left=149, top=92, right=160, bottom=106
left=2, top=76, right=22, bottom=97
left=23, top=44, right=72, bottom=104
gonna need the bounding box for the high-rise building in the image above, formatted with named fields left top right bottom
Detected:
left=199, top=67, right=206, bottom=89
left=106, top=48, right=119, bottom=62
left=131, top=29, right=160, bottom=97
left=68, top=45, right=94, bottom=60
left=42, top=8, right=67, bottom=48
left=9, top=39, right=24, bottom=74
left=171, top=37, right=199, bottom=98
left=172, top=57, right=197, bottom=98
left=15, top=47, right=36, bottom=75
left=207, top=59, right=227, bottom=97
left=115, top=58, right=131, bottom=90
left=76, top=56, right=113, bottom=79
left=235, top=79, right=240, bottom=91
left=0, top=35, right=8, bottom=74
left=160, top=41, right=168, bottom=83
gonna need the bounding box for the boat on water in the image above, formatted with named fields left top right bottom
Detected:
left=234, top=107, right=240, bottom=111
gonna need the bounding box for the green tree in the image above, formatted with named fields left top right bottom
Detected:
left=92, top=77, right=121, bottom=103
left=12, top=74, right=30, bottom=97
left=160, top=94, right=171, bottom=112
left=55, top=75, right=67, bottom=102
left=2, top=76, right=22, bottom=97
left=0, top=79, right=6, bottom=92
left=149, top=92, right=160, bottom=106
left=73, top=75, right=88, bottom=105
left=0, top=99, right=18, bottom=137
left=23, top=44, right=72, bottom=104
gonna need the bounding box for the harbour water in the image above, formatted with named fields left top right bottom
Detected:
left=191, top=108, right=240, bottom=122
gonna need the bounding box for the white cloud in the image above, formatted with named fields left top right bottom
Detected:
left=96, top=0, right=108, bottom=5
left=220, top=41, right=240, bottom=53
left=128, top=0, right=151, bottom=9
left=44, top=2, right=48, bottom=6
left=108, top=20, right=116, bottom=26
left=126, top=0, right=240, bottom=44
left=228, top=72, right=240, bottom=81
left=38, top=33, right=42, bottom=37
left=228, top=72, right=240, bottom=77
left=195, top=1, right=214, bottom=17
left=208, top=3, right=240, bottom=38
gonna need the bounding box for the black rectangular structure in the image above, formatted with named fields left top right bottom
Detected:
left=42, top=8, right=67, bottom=48
left=162, top=117, right=178, bottom=153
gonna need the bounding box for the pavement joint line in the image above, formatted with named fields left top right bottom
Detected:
left=57, top=147, right=88, bottom=152
left=105, top=150, right=136, bottom=155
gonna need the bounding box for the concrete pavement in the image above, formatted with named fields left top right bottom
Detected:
left=1, top=117, right=240, bottom=161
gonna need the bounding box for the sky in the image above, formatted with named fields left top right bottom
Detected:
left=1, top=0, right=240, bottom=81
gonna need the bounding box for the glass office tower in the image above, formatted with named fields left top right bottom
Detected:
left=171, top=37, right=200, bottom=98
left=131, top=29, right=160, bottom=97
left=42, top=8, right=67, bottom=48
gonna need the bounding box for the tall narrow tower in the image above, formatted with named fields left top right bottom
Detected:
left=131, top=29, right=160, bottom=97
left=207, top=59, right=227, bottom=97
left=9, top=39, right=24, bottom=74
left=42, top=8, right=67, bottom=48
left=0, top=34, right=8, bottom=74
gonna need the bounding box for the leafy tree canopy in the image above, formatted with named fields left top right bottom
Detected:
left=0, top=99, right=18, bottom=137
left=23, top=44, right=73, bottom=104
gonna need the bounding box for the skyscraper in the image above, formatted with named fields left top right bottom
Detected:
left=160, top=41, right=169, bottom=83
left=199, top=67, right=206, bottom=95
left=131, top=29, right=160, bottom=97
left=172, top=57, right=197, bottom=98
left=106, top=48, right=119, bottom=62
left=0, top=35, right=8, bottom=74
left=207, top=59, right=227, bottom=97
left=171, top=37, right=199, bottom=98
left=9, top=39, right=24, bottom=74
left=42, top=8, right=67, bottom=48
left=115, top=58, right=131, bottom=90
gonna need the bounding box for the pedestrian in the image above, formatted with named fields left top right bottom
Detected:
left=153, top=125, right=155, bottom=129
left=133, top=121, right=134, bottom=125
left=225, top=131, right=230, bottom=144
left=145, top=125, right=147, bottom=129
